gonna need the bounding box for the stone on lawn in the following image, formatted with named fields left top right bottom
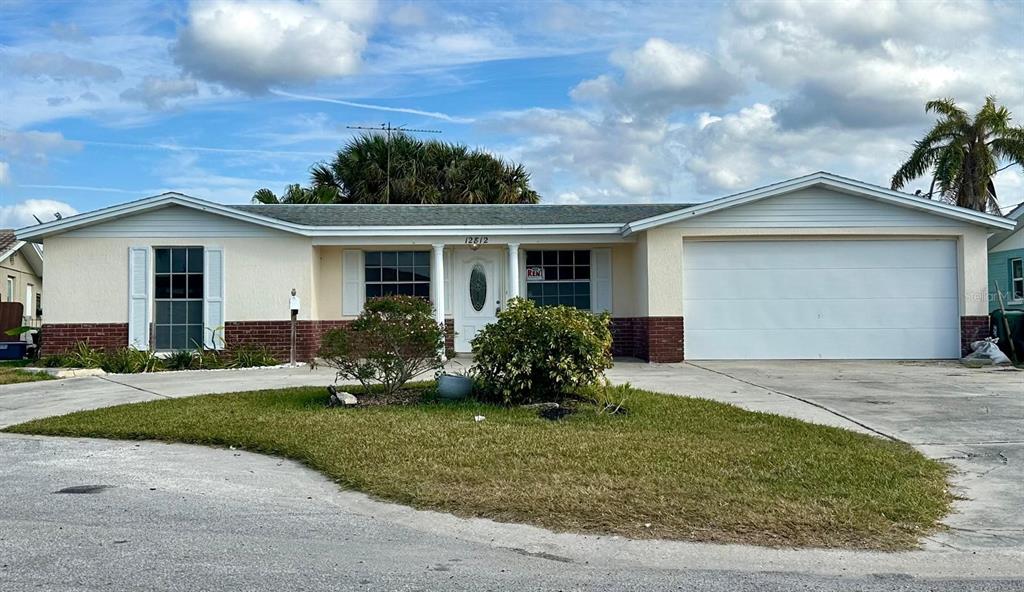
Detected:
left=326, top=385, right=358, bottom=407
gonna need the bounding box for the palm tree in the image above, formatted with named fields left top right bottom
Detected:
left=892, top=97, right=1024, bottom=213
left=251, top=184, right=339, bottom=204
left=252, top=133, right=540, bottom=204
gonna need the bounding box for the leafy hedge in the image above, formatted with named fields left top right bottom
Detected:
left=471, top=298, right=613, bottom=404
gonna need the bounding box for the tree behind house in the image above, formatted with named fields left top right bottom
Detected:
left=891, top=97, right=1024, bottom=213
left=253, top=133, right=540, bottom=205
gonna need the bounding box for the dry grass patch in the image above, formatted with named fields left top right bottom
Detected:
left=4, top=384, right=951, bottom=549
left=0, top=361, right=52, bottom=385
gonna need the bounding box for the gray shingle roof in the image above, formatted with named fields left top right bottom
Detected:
left=228, top=203, right=695, bottom=227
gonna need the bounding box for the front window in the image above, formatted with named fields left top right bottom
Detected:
left=154, top=247, right=204, bottom=350
left=1011, top=258, right=1023, bottom=301
left=5, top=276, right=13, bottom=302
left=364, top=251, right=430, bottom=299
left=525, top=250, right=591, bottom=310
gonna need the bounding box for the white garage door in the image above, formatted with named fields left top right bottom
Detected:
left=683, top=239, right=960, bottom=359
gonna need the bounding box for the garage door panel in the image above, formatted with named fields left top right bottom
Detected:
left=684, top=268, right=957, bottom=300
left=684, top=239, right=956, bottom=270
left=682, top=239, right=960, bottom=359
left=686, top=328, right=961, bottom=359
left=684, top=297, right=959, bottom=330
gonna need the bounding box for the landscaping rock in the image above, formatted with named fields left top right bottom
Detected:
left=326, top=385, right=358, bottom=407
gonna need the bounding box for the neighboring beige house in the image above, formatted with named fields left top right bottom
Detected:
left=0, top=229, right=44, bottom=327
left=17, top=172, right=1015, bottom=361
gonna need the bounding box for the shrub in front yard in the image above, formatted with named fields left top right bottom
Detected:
left=318, top=295, right=444, bottom=396
left=472, top=297, right=613, bottom=404
left=225, top=344, right=277, bottom=368
left=39, top=341, right=277, bottom=373
left=100, top=347, right=163, bottom=373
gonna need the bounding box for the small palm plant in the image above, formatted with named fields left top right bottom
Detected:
left=891, top=97, right=1024, bottom=213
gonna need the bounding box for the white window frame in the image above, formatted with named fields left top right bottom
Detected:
left=5, top=276, right=13, bottom=302
left=153, top=246, right=206, bottom=351
left=524, top=249, right=593, bottom=311
left=1010, top=257, right=1024, bottom=303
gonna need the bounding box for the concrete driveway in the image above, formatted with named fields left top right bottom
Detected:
left=607, top=360, right=1024, bottom=552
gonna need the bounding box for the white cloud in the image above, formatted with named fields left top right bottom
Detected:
left=572, top=38, right=740, bottom=113
left=0, top=161, right=9, bottom=184
left=8, top=51, right=122, bottom=82
left=0, top=130, right=83, bottom=162
left=119, top=77, right=199, bottom=110
left=493, top=107, right=684, bottom=201
left=0, top=199, right=79, bottom=229
left=721, top=0, right=1023, bottom=129
left=173, top=0, right=376, bottom=93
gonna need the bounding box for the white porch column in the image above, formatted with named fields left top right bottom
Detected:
left=432, top=243, right=446, bottom=359
left=507, top=242, right=521, bottom=300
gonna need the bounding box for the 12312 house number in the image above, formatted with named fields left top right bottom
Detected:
left=464, top=236, right=489, bottom=245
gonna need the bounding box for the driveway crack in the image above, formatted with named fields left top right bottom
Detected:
left=96, top=376, right=172, bottom=399
left=686, top=363, right=901, bottom=442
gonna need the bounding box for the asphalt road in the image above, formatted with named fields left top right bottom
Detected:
left=3, top=434, right=1022, bottom=592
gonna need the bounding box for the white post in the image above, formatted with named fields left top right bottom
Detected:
left=507, top=242, right=520, bottom=300
left=432, top=243, right=446, bottom=360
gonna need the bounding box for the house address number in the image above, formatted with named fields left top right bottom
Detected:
left=464, top=236, right=489, bottom=245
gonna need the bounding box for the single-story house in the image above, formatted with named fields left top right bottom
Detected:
left=16, top=172, right=1014, bottom=362
left=988, top=202, right=1023, bottom=311
left=0, top=229, right=44, bottom=328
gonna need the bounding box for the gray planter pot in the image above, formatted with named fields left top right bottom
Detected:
left=437, top=374, right=473, bottom=400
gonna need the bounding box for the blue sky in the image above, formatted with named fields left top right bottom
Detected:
left=1, top=0, right=1022, bottom=227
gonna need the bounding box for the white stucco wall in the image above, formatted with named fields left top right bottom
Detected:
left=43, top=235, right=315, bottom=324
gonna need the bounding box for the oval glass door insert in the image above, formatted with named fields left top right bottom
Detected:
left=469, top=264, right=487, bottom=312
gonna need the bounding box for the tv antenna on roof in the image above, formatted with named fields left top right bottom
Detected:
left=346, top=122, right=442, bottom=203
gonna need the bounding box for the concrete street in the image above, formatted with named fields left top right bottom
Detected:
left=1, top=361, right=1022, bottom=590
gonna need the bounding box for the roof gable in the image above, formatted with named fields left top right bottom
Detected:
left=624, top=172, right=1015, bottom=234
left=0, top=231, right=43, bottom=276
left=17, top=193, right=307, bottom=241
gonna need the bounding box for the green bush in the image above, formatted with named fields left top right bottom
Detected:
left=61, top=342, right=105, bottom=368
left=471, top=298, right=613, bottom=404
left=101, top=347, right=162, bottom=374
left=318, top=295, right=443, bottom=396
left=164, top=349, right=199, bottom=371
left=226, top=344, right=278, bottom=368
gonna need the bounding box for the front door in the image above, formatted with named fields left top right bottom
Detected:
left=454, top=249, right=503, bottom=353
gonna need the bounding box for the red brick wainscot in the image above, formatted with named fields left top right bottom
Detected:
left=225, top=318, right=457, bottom=362
left=960, top=315, right=992, bottom=357
left=610, top=317, right=684, bottom=363
left=40, top=323, right=128, bottom=356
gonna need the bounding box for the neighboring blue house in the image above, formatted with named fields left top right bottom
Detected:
left=989, top=203, right=1024, bottom=311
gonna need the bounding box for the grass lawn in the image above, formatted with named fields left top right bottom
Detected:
left=4, top=384, right=951, bottom=549
left=0, top=360, right=52, bottom=385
